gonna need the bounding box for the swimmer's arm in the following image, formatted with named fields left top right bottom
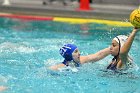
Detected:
left=80, top=48, right=110, bottom=64
left=120, top=28, right=139, bottom=64
left=48, top=63, right=65, bottom=70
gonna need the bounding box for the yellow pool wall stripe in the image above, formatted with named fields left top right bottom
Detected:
left=54, top=17, right=133, bottom=27
left=0, top=12, right=133, bottom=27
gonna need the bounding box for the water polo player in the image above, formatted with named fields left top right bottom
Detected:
left=107, top=27, right=140, bottom=70
left=49, top=44, right=110, bottom=71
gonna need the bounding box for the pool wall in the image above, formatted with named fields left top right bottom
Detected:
left=0, top=0, right=139, bottom=21
left=0, top=13, right=132, bottom=27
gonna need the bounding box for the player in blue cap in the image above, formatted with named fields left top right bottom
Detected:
left=49, top=43, right=110, bottom=70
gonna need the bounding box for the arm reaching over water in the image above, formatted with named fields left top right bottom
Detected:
left=80, top=48, right=110, bottom=64
left=120, top=28, right=140, bottom=64
left=48, top=44, right=110, bottom=71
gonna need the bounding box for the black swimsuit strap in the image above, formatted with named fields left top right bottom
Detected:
left=107, top=59, right=119, bottom=70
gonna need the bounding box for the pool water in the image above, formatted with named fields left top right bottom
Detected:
left=0, top=17, right=140, bottom=93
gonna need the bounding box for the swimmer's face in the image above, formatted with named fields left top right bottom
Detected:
left=110, top=40, right=119, bottom=56
left=72, top=48, right=80, bottom=62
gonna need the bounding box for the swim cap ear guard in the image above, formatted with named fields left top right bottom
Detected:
left=112, top=35, right=128, bottom=62
left=113, top=35, right=128, bottom=48
left=59, top=44, right=77, bottom=61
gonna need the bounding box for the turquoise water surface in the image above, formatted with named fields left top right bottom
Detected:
left=0, top=17, right=140, bottom=93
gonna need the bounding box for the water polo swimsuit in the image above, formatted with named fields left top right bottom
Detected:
left=107, top=57, right=119, bottom=70
left=107, top=36, right=133, bottom=71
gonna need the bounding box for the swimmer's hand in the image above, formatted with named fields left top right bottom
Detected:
left=48, top=63, right=65, bottom=70
left=133, top=27, right=140, bottom=33
left=0, top=86, right=7, bottom=92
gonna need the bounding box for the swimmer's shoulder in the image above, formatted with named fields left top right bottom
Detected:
left=117, top=59, right=134, bottom=70
left=80, top=56, right=89, bottom=64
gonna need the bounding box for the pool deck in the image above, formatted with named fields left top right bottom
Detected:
left=0, top=1, right=139, bottom=21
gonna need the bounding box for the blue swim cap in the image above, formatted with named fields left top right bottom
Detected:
left=59, top=44, right=77, bottom=61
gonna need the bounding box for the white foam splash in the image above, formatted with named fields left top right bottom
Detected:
left=58, top=66, right=79, bottom=72
left=0, top=42, right=36, bottom=53
left=0, top=75, right=8, bottom=83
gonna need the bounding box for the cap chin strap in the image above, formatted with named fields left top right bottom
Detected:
left=107, top=37, right=121, bottom=70
left=72, top=60, right=80, bottom=67
left=113, top=36, right=121, bottom=62
left=62, top=59, right=80, bottom=67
